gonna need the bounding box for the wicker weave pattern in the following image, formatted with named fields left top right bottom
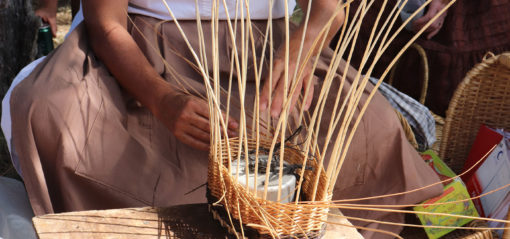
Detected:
left=442, top=221, right=495, bottom=239
left=207, top=138, right=331, bottom=237
left=439, top=53, right=510, bottom=173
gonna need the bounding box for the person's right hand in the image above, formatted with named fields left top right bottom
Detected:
left=157, top=93, right=238, bottom=151
left=412, top=0, right=448, bottom=39
left=35, top=7, right=57, bottom=37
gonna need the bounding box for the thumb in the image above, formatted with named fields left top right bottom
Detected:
left=49, top=20, right=57, bottom=37
left=413, top=14, right=430, bottom=28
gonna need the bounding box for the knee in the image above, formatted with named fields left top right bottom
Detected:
left=11, top=81, right=90, bottom=156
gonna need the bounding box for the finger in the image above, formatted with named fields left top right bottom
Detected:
left=222, top=113, right=238, bottom=137
left=413, top=15, right=430, bottom=28
left=184, top=123, right=211, bottom=143
left=190, top=99, right=210, bottom=119
left=426, top=26, right=441, bottom=39
left=303, top=74, right=315, bottom=110
left=227, top=116, right=238, bottom=137
left=190, top=112, right=211, bottom=133
left=423, top=1, right=443, bottom=19
left=260, top=60, right=284, bottom=111
left=425, top=20, right=442, bottom=39
left=228, top=116, right=238, bottom=130
left=289, top=76, right=303, bottom=114
left=50, top=21, right=57, bottom=37
left=179, top=132, right=210, bottom=151
left=269, top=66, right=288, bottom=117
left=227, top=128, right=237, bottom=138
left=414, top=17, right=437, bottom=35
left=413, top=21, right=428, bottom=33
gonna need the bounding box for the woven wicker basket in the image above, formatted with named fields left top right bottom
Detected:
left=390, top=47, right=510, bottom=238
left=441, top=221, right=495, bottom=239
left=207, top=138, right=331, bottom=238
left=439, top=52, right=510, bottom=173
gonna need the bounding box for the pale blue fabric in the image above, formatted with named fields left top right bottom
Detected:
left=0, top=177, right=36, bottom=239
left=400, top=0, right=426, bottom=31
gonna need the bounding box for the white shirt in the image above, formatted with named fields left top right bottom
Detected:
left=128, top=0, right=296, bottom=20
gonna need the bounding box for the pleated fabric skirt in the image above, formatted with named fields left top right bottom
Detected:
left=9, top=15, right=442, bottom=238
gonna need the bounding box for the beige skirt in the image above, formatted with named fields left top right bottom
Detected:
left=10, top=15, right=442, bottom=238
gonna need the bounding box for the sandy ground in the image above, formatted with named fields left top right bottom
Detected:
left=54, top=6, right=72, bottom=47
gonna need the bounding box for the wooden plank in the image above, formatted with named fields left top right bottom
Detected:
left=33, top=204, right=363, bottom=239
left=324, top=208, right=364, bottom=239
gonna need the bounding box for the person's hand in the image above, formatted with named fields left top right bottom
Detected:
left=35, top=7, right=57, bottom=37
left=259, top=0, right=345, bottom=118
left=157, top=93, right=238, bottom=151
left=412, top=0, right=448, bottom=39
left=260, top=38, right=315, bottom=118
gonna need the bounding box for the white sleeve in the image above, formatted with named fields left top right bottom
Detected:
left=65, top=1, right=84, bottom=39
left=1, top=57, right=46, bottom=177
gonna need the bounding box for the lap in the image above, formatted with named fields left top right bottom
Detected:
left=10, top=23, right=208, bottom=215
left=10, top=17, right=440, bottom=222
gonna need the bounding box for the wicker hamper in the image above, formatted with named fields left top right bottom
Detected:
left=392, top=48, right=510, bottom=238
left=437, top=52, right=510, bottom=239
left=439, top=52, right=510, bottom=173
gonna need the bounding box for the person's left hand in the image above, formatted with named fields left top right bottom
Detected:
left=35, top=7, right=57, bottom=37
left=259, top=0, right=345, bottom=118
left=259, top=36, right=315, bottom=118
left=412, top=0, right=448, bottom=39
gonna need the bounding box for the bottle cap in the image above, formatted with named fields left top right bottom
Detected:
left=38, top=17, right=50, bottom=29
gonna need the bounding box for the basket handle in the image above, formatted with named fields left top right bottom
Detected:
left=483, top=51, right=495, bottom=61
left=388, top=43, right=429, bottom=105
left=498, top=53, right=510, bottom=69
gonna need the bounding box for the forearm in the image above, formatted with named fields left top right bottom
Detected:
left=295, top=0, right=344, bottom=55
left=89, top=26, right=174, bottom=114
left=83, top=1, right=175, bottom=117
left=37, top=0, right=57, bottom=12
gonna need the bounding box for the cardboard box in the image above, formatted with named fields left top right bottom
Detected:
left=465, top=138, right=510, bottom=217
left=464, top=125, right=510, bottom=237
left=461, top=125, right=505, bottom=182
left=414, top=150, right=479, bottom=239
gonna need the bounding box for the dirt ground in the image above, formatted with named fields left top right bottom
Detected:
left=54, top=5, right=72, bottom=47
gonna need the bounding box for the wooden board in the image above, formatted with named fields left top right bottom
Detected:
left=33, top=204, right=363, bottom=239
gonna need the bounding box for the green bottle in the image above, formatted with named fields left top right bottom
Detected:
left=36, top=18, right=54, bottom=57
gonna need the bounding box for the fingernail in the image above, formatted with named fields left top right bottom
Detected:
left=271, top=109, right=280, bottom=118
left=260, top=102, right=267, bottom=111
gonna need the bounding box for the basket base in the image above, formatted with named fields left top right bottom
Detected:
left=206, top=188, right=326, bottom=239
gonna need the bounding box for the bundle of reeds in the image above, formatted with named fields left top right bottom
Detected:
left=133, top=0, right=510, bottom=237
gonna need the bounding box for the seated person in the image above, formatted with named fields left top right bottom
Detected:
left=3, top=0, right=442, bottom=238
left=339, top=0, right=510, bottom=116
